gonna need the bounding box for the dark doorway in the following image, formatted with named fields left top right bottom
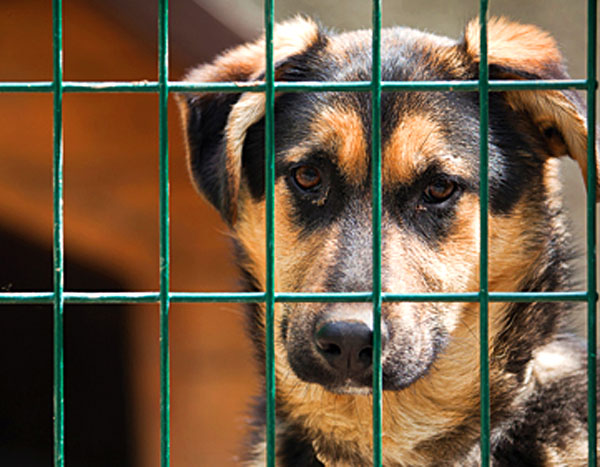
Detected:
left=0, top=228, right=134, bottom=466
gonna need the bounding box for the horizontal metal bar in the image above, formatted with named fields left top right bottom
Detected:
left=66, top=81, right=160, bottom=92
left=0, top=292, right=54, bottom=303
left=275, top=292, right=372, bottom=302
left=487, top=79, right=587, bottom=91
left=0, top=292, right=157, bottom=304
left=0, top=290, right=589, bottom=305
left=69, top=292, right=159, bottom=303
left=384, top=292, right=479, bottom=302
left=386, top=291, right=589, bottom=302
left=0, top=79, right=588, bottom=94
left=169, top=82, right=265, bottom=93
left=382, top=79, right=587, bottom=92
left=0, top=82, right=159, bottom=92
left=490, top=291, right=588, bottom=302
left=0, top=82, right=54, bottom=92
left=170, top=292, right=266, bottom=303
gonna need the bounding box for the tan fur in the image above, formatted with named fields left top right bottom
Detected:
left=465, top=17, right=561, bottom=75
left=234, top=190, right=483, bottom=464
left=179, top=16, right=320, bottom=218
left=235, top=116, right=574, bottom=466
left=279, top=107, right=368, bottom=188
left=544, top=442, right=587, bottom=467
left=179, top=16, right=597, bottom=466
left=225, top=92, right=267, bottom=215
left=383, top=114, right=470, bottom=185
left=503, top=90, right=598, bottom=198
left=235, top=181, right=344, bottom=295
left=488, top=201, right=547, bottom=293
left=184, top=16, right=319, bottom=84
left=237, top=166, right=559, bottom=465
left=533, top=342, right=583, bottom=386
left=464, top=17, right=599, bottom=200
left=263, top=191, right=541, bottom=465
left=316, top=107, right=368, bottom=185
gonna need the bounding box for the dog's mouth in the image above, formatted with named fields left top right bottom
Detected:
left=287, top=345, right=438, bottom=393
left=324, top=380, right=374, bottom=395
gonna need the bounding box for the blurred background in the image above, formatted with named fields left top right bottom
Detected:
left=0, top=0, right=595, bottom=465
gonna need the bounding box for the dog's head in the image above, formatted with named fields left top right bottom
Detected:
left=178, top=16, right=597, bottom=454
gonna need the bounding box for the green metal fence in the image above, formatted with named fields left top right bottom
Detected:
left=0, top=0, right=597, bottom=466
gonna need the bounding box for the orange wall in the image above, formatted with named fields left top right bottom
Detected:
left=0, top=0, right=257, bottom=465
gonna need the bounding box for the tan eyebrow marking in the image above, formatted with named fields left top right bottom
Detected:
left=383, top=114, right=447, bottom=184
left=305, top=106, right=368, bottom=184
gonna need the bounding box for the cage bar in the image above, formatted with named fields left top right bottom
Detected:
left=370, top=0, right=384, bottom=465
left=0, top=79, right=591, bottom=94
left=263, top=0, right=276, bottom=465
left=52, top=0, right=65, bottom=465
left=586, top=0, right=598, bottom=464
left=478, top=1, right=491, bottom=464
left=0, top=290, right=594, bottom=305
left=158, top=0, right=171, bottom=465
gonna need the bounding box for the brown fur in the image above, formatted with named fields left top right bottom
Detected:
left=178, top=16, right=598, bottom=466
left=465, top=17, right=562, bottom=73
left=383, top=114, right=466, bottom=184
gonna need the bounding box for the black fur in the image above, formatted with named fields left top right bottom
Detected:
left=179, top=18, right=597, bottom=466
left=185, top=93, right=241, bottom=219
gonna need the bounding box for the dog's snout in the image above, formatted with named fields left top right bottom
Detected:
left=315, top=318, right=388, bottom=376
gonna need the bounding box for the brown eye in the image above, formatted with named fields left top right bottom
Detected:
left=424, top=178, right=456, bottom=204
left=293, top=165, right=322, bottom=191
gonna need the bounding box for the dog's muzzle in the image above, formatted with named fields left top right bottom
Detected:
left=314, top=314, right=389, bottom=383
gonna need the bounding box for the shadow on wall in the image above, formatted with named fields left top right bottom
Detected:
left=0, top=227, right=134, bottom=467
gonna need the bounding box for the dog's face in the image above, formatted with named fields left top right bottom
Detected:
left=178, top=16, right=597, bottom=453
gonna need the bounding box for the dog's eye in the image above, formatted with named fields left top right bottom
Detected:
left=292, top=165, right=322, bottom=191
left=423, top=178, right=456, bottom=204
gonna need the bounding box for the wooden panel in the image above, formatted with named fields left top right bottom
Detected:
left=0, top=1, right=256, bottom=465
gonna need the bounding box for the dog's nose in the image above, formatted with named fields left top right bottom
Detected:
left=314, top=319, right=387, bottom=376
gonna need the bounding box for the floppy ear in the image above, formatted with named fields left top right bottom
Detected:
left=176, top=16, right=324, bottom=224
left=463, top=17, right=599, bottom=201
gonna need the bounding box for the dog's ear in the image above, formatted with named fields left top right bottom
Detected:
left=176, top=16, right=324, bottom=224
left=463, top=17, right=599, bottom=201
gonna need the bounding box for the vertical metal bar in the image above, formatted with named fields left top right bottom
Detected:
left=586, top=0, right=597, bottom=464
left=478, top=2, right=490, bottom=465
left=52, top=0, right=65, bottom=465
left=158, top=0, right=171, bottom=465
left=264, top=0, right=276, bottom=465
left=371, top=0, right=383, bottom=465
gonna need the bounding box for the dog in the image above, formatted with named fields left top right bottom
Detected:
left=177, top=16, right=599, bottom=466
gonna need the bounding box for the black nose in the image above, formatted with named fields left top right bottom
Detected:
left=315, top=319, right=386, bottom=377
